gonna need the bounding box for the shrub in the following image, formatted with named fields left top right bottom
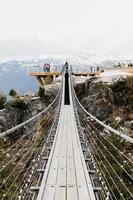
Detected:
left=0, top=93, right=7, bottom=109
left=38, top=87, right=45, bottom=98
left=10, top=99, right=27, bottom=110
left=9, top=89, right=17, bottom=97
left=126, top=76, right=133, bottom=89
left=45, top=75, right=53, bottom=85
left=125, top=77, right=133, bottom=104
left=110, top=79, right=126, bottom=92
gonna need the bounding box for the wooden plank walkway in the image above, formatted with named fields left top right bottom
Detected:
left=28, top=72, right=62, bottom=76
left=37, top=75, right=95, bottom=200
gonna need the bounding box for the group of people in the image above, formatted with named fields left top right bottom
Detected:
left=114, top=63, right=133, bottom=68
left=90, top=66, right=102, bottom=72
left=42, top=62, right=104, bottom=73
left=43, top=63, right=51, bottom=72
left=42, top=62, right=69, bottom=73
left=128, top=63, right=133, bottom=67
left=114, top=63, right=124, bottom=68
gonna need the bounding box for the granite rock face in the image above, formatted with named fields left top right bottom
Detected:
left=0, top=85, right=58, bottom=135
left=81, top=95, right=112, bottom=120
left=75, top=81, right=113, bottom=120
left=75, top=77, right=133, bottom=135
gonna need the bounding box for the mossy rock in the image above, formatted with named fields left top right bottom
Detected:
left=9, top=99, right=27, bottom=110
left=0, top=93, right=7, bottom=110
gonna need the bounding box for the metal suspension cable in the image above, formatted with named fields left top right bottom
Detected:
left=9, top=142, right=46, bottom=200
left=0, top=88, right=60, bottom=138
left=0, top=119, right=39, bottom=160
left=0, top=146, right=33, bottom=190
left=0, top=118, right=40, bottom=175
left=0, top=137, right=32, bottom=174
left=0, top=112, right=51, bottom=170
left=84, top=122, right=133, bottom=188
left=0, top=81, right=62, bottom=200
left=93, top=158, right=117, bottom=200
left=77, top=100, right=133, bottom=199
left=79, top=113, right=124, bottom=200
left=0, top=135, right=28, bottom=159
left=71, top=78, right=133, bottom=144
left=81, top=120, right=126, bottom=200
left=86, top=147, right=118, bottom=200
left=89, top=118, right=133, bottom=164
left=0, top=113, right=52, bottom=178
left=81, top=118, right=133, bottom=198
left=10, top=156, right=37, bottom=200
left=77, top=103, right=133, bottom=180
left=1, top=113, right=55, bottom=199
left=18, top=97, right=62, bottom=200
left=70, top=76, right=111, bottom=199
left=2, top=150, right=36, bottom=200
left=86, top=119, right=133, bottom=180
left=20, top=114, right=55, bottom=187
left=10, top=164, right=33, bottom=200
left=70, top=75, right=133, bottom=199
left=79, top=117, right=120, bottom=199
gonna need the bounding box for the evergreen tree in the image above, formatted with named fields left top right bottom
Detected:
left=38, top=87, right=45, bottom=98
left=9, top=89, right=17, bottom=97
left=0, top=93, right=7, bottom=109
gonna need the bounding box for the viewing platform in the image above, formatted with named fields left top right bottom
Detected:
left=28, top=72, right=62, bottom=86
left=72, top=72, right=101, bottom=76
left=28, top=72, right=62, bottom=76
left=28, top=71, right=101, bottom=86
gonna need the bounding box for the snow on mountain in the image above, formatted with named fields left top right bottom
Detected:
left=97, top=71, right=133, bottom=83
left=39, top=53, right=115, bottom=66
left=0, top=53, right=133, bottom=96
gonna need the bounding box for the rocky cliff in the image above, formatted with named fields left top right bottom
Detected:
left=74, top=76, right=133, bottom=136
left=0, top=85, right=58, bottom=135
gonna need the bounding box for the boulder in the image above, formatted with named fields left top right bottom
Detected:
left=89, top=82, right=100, bottom=94
left=96, top=107, right=110, bottom=121
left=124, top=121, right=132, bottom=129
left=0, top=116, right=6, bottom=127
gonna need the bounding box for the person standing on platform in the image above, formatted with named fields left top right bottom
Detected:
left=64, top=61, right=69, bottom=73
left=43, top=63, right=51, bottom=72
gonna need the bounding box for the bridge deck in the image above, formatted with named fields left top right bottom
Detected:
left=28, top=72, right=101, bottom=77
left=28, top=72, right=62, bottom=76
left=37, top=75, right=95, bottom=200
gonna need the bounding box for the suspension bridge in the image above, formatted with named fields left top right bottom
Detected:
left=0, top=71, right=133, bottom=200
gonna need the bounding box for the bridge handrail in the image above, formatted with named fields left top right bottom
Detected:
left=71, top=80, right=133, bottom=144
left=0, top=89, right=61, bottom=139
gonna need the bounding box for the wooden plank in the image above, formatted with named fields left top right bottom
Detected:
left=72, top=72, right=101, bottom=76
left=67, top=186, right=78, bottom=199
left=28, top=72, right=62, bottom=76
left=54, top=186, right=66, bottom=200
left=36, top=76, right=44, bottom=86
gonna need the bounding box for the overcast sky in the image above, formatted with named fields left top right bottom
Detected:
left=0, top=0, right=133, bottom=60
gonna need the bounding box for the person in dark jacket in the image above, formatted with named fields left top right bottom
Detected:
left=64, top=62, right=69, bottom=73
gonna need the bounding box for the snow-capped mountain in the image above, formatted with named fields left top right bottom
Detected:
left=0, top=53, right=133, bottom=96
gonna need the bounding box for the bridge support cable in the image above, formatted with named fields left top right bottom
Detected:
left=0, top=88, right=62, bottom=199
left=31, top=103, right=62, bottom=200
left=71, top=76, right=133, bottom=199
left=0, top=88, right=61, bottom=139
left=0, top=111, right=60, bottom=200
left=70, top=75, right=108, bottom=199
left=20, top=90, right=62, bottom=200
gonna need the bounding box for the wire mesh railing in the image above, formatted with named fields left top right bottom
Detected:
left=0, top=86, right=62, bottom=200
left=71, top=76, right=133, bottom=200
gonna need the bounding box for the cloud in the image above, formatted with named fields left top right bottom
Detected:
left=0, top=0, right=133, bottom=60
left=0, top=35, right=133, bottom=62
